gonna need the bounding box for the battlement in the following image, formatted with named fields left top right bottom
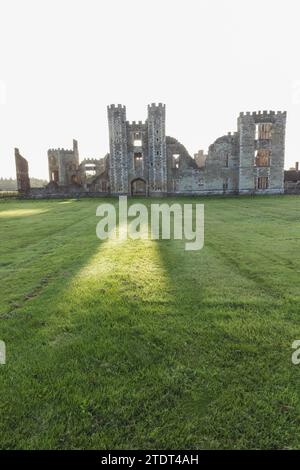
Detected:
left=107, top=104, right=126, bottom=111
left=80, top=158, right=100, bottom=164
left=239, top=110, right=287, bottom=118
left=127, top=120, right=145, bottom=126
left=47, top=148, right=73, bottom=154
left=148, top=102, right=166, bottom=110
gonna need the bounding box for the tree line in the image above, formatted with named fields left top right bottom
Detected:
left=0, top=177, right=47, bottom=190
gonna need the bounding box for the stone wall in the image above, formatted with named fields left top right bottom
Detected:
left=284, top=169, right=300, bottom=194
left=204, top=133, right=239, bottom=193
left=15, top=148, right=30, bottom=194
left=166, top=136, right=198, bottom=193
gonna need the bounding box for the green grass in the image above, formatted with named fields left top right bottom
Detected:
left=1, top=195, right=300, bottom=449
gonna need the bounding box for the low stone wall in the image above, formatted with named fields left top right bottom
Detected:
left=284, top=182, right=300, bottom=194
left=18, top=188, right=111, bottom=199
left=16, top=188, right=296, bottom=200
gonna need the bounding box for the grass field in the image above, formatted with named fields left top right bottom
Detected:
left=1, top=195, right=300, bottom=450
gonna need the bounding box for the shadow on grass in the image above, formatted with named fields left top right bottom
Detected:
left=0, top=198, right=214, bottom=449
left=1, top=197, right=300, bottom=450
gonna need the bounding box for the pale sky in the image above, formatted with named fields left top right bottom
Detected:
left=0, top=0, right=299, bottom=179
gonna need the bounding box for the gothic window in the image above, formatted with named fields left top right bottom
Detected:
left=256, top=176, right=269, bottom=189
left=134, top=153, right=143, bottom=171
left=172, top=154, right=180, bottom=169
left=133, top=132, right=142, bottom=146
left=255, top=149, right=271, bottom=167
left=51, top=170, right=59, bottom=182
left=255, top=123, right=272, bottom=140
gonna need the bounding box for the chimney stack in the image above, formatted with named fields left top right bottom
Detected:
left=296, top=162, right=299, bottom=171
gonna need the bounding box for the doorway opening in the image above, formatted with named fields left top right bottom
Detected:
left=131, top=178, right=147, bottom=196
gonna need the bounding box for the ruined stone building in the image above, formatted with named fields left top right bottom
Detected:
left=15, top=104, right=289, bottom=197
left=47, top=139, right=109, bottom=193
left=15, top=148, right=30, bottom=194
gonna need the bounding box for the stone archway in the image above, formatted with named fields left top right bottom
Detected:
left=131, top=178, right=147, bottom=196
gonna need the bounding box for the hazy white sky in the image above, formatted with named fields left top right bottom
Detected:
left=0, top=0, right=299, bottom=178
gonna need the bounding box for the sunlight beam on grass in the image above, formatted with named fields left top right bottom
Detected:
left=58, top=222, right=171, bottom=320
left=57, top=200, right=76, bottom=205
left=0, top=208, right=50, bottom=218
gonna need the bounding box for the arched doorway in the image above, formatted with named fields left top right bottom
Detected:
left=131, top=178, right=147, bottom=196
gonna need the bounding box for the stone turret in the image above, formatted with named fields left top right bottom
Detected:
left=107, top=104, right=128, bottom=194
left=147, top=103, right=167, bottom=194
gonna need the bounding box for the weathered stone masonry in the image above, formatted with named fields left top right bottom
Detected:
left=14, top=104, right=288, bottom=197
left=15, top=148, right=30, bottom=194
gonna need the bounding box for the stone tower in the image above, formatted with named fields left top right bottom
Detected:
left=238, top=111, right=287, bottom=193
left=107, top=104, right=128, bottom=194
left=147, top=103, right=167, bottom=194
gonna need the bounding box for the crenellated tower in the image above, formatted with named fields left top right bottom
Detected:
left=107, top=104, right=128, bottom=194
left=238, top=110, right=287, bottom=193
left=147, top=103, right=167, bottom=194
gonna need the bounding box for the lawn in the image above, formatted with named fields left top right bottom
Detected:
left=0, top=195, right=300, bottom=450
